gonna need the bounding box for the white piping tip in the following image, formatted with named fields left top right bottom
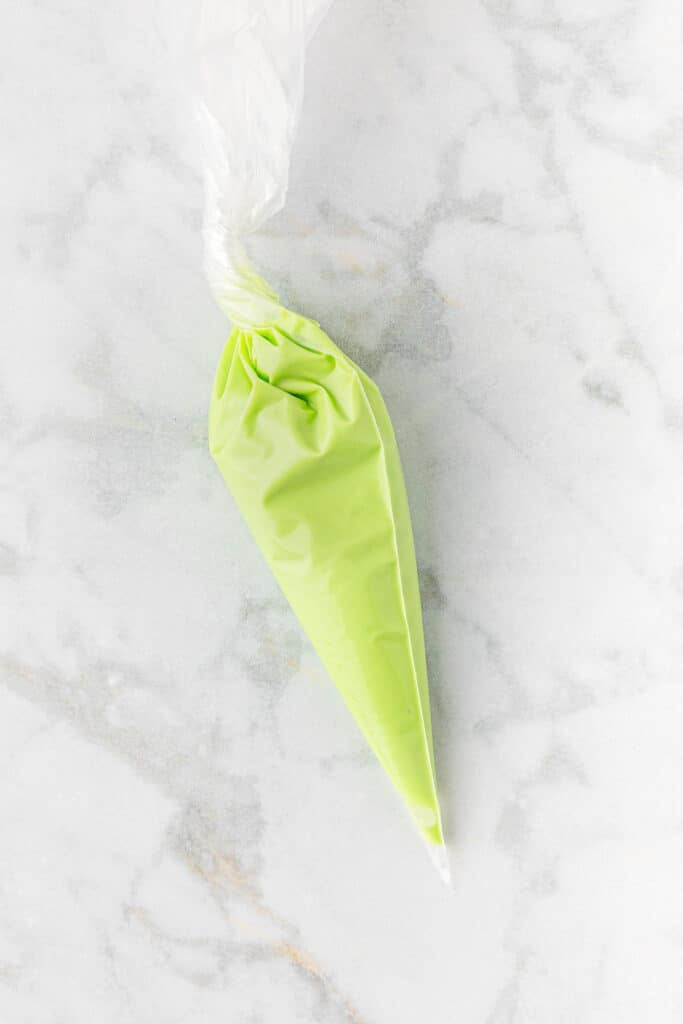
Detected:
left=426, top=842, right=452, bottom=887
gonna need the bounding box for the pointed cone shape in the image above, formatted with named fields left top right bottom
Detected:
left=209, top=285, right=446, bottom=867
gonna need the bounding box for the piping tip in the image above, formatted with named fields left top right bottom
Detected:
left=426, top=842, right=452, bottom=887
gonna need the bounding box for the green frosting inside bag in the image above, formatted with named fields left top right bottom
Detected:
left=209, top=293, right=445, bottom=856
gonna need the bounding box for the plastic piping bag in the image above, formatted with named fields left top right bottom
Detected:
left=192, top=0, right=449, bottom=881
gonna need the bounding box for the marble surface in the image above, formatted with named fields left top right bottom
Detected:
left=2, top=0, right=683, bottom=1020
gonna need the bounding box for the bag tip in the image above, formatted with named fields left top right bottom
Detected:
left=426, top=841, right=452, bottom=887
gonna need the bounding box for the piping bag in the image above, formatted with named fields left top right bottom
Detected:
left=192, top=0, right=449, bottom=881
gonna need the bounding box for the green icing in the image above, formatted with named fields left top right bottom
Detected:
left=209, top=299, right=445, bottom=851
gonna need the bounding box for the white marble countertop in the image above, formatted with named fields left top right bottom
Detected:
left=3, top=1, right=683, bottom=1020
